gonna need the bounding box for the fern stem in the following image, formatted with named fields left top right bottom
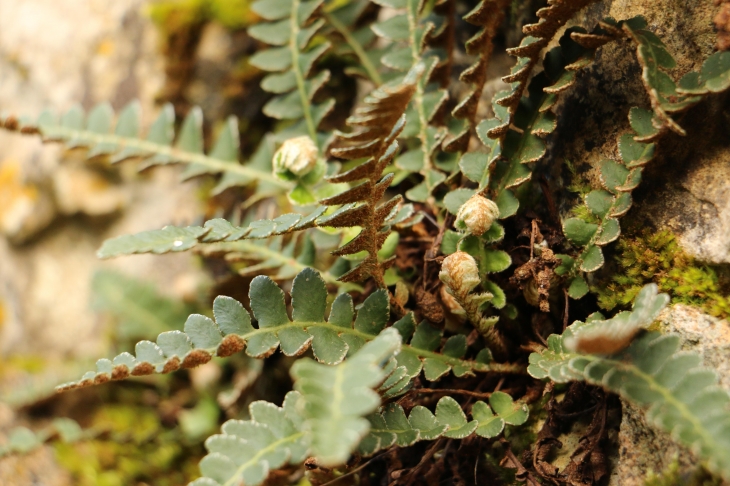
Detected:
left=290, top=0, right=318, bottom=142
left=222, top=320, right=523, bottom=374
left=324, top=11, right=382, bottom=85
left=406, top=0, right=434, bottom=179
left=39, top=126, right=291, bottom=188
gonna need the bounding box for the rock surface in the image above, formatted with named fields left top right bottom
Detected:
left=0, top=1, right=204, bottom=482
left=0, top=0, right=202, bottom=359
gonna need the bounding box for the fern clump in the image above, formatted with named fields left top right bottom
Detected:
left=2, top=0, right=730, bottom=484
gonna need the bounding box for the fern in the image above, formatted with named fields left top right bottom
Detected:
left=96, top=202, right=418, bottom=259
left=619, top=17, right=730, bottom=137
left=325, top=64, right=423, bottom=285
left=57, top=268, right=520, bottom=393
left=359, top=391, right=529, bottom=455
left=370, top=0, right=452, bottom=202
left=324, top=0, right=384, bottom=84
left=528, top=285, right=730, bottom=479
left=291, top=327, right=402, bottom=465
left=558, top=20, right=730, bottom=295
left=5, top=2, right=729, bottom=483
left=0, top=419, right=85, bottom=458
left=248, top=0, right=334, bottom=144
left=484, top=0, right=600, bottom=140
left=191, top=328, right=400, bottom=485
left=0, top=102, right=288, bottom=196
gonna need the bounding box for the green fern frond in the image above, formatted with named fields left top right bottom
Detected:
left=190, top=391, right=308, bottom=486
left=467, top=26, right=614, bottom=220
left=0, top=102, right=289, bottom=193
left=324, top=0, right=384, bottom=84
left=368, top=0, right=452, bottom=202
left=291, top=327, right=402, bottom=465
left=620, top=17, right=702, bottom=137
left=528, top=285, right=730, bottom=480
left=359, top=392, right=529, bottom=455
left=0, top=419, right=85, bottom=458
left=443, top=0, right=510, bottom=152
left=191, top=329, right=400, bottom=485
left=96, top=202, right=419, bottom=272
left=249, top=0, right=334, bottom=144
left=57, top=268, right=521, bottom=393
left=556, top=24, right=730, bottom=290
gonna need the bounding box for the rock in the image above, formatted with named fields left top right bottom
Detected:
left=0, top=160, right=56, bottom=243
left=657, top=304, right=730, bottom=389
left=641, top=143, right=730, bottom=265
left=609, top=399, right=693, bottom=486
left=52, top=163, right=128, bottom=217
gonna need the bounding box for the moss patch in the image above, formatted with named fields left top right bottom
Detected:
left=148, top=0, right=256, bottom=33
left=596, top=230, right=730, bottom=318
left=644, top=458, right=723, bottom=486
left=53, top=404, right=203, bottom=486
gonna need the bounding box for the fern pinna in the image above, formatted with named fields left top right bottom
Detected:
left=2, top=0, right=730, bottom=484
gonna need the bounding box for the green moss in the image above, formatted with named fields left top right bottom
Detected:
left=563, top=159, right=599, bottom=224
left=644, top=458, right=722, bottom=486
left=148, top=0, right=256, bottom=34
left=596, top=230, right=730, bottom=318
left=53, top=404, right=203, bottom=486
left=565, top=159, right=592, bottom=198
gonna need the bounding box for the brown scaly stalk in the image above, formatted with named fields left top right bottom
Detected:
left=323, top=65, right=425, bottom=294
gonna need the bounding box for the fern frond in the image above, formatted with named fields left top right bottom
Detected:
left=97, top=201, right=419, bottom=263
left=443, top=0, right=510, bottom=152
left=468, top=26, right=614, bottom=219
left=324, top=0, right=384, bottom=84
left=327, top=64, right=421, bottom=285
left=190, top=391, right=308, bottom=486
left=529, top=285, right=730, bottom=480
left=486, top=0, right=599, bottom=139
left=369, top=0, right=452, bottom=202
left=57, top=268, right=521, bottom=393
left=0, top=102, right=289, bottom=193
left=559, top=105, right=656, bottom=293
left=557, top=22, right=730, bottom=290
left=619, top=18, right=698, bottom=137
left=612, top=16, right=730, bottom=139
left=0, top=419, right=85, bottom=458
left=191, top=329, right=400, bottom=485
left=359, top=392, right=528, bottom=455
left=291, top=327, right=402, bottom=465
left=249, top=0, right=334, bottom=144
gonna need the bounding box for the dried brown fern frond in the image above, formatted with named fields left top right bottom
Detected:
left=325, top=64, right=424, bottom=287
